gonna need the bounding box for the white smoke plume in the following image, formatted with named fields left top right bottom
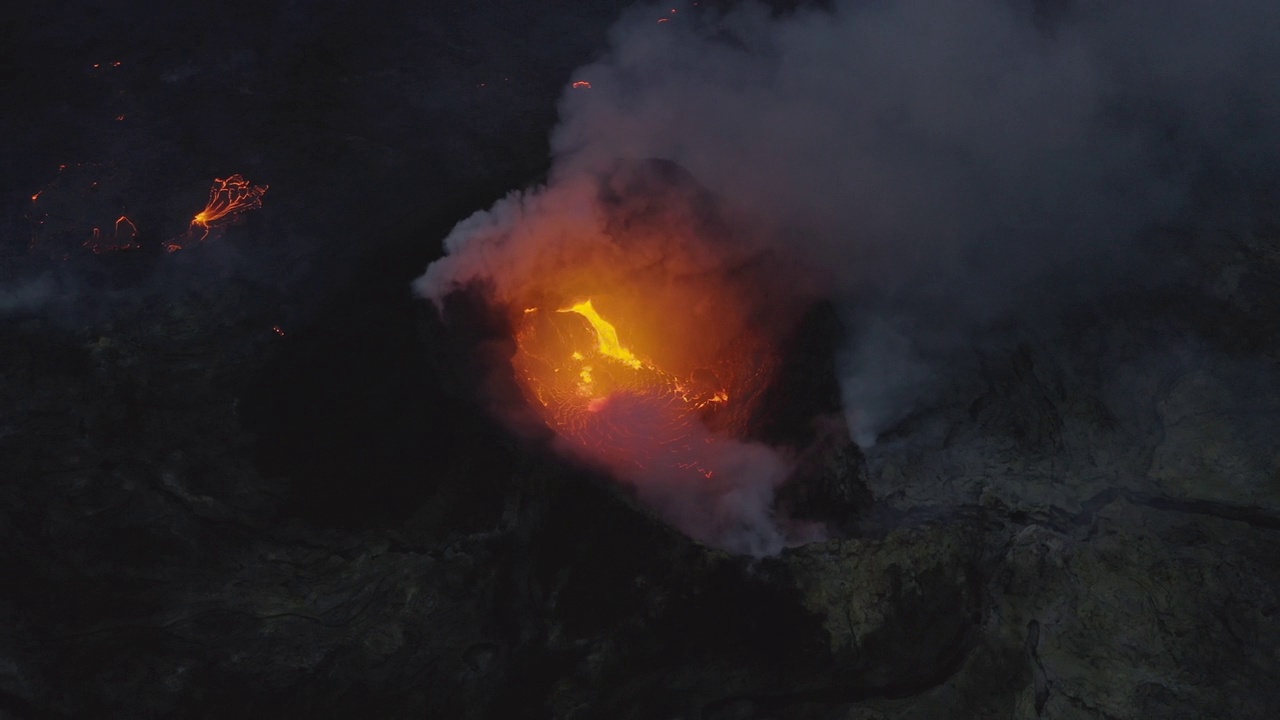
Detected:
left=417, top=0, right=1280, bottom=546
left=548, top=0, right=1280, bottom=442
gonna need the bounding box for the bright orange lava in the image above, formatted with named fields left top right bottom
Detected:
left=190, top=174, right=268, bottom=239
left=512, top=291, right=770, bottom=477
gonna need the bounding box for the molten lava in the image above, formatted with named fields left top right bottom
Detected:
left=190, top=174, right=268, bottom=240
left=512, top=290, right=770, bottom=479
left=560, top=300, right=644, bottom=369
left=165, top=174, right=269, bottom=252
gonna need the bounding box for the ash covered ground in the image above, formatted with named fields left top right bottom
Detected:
left=2, top=1, right=1280, bottom=718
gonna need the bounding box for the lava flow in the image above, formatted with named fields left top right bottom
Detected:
left=512, top=290, right=769, bottom=480
left=165, top=174, right=269, bottom=252
left=26, top=166, right=269, bottom=256
left=189, top=174, right=268, bottom=240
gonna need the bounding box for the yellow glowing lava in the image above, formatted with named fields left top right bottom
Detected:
left=511, top=285, right=774, bottom=479
left=558, top=300, right=644, bottom=369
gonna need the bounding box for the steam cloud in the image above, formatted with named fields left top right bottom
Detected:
left=418, top=0, right=1280, bottom=549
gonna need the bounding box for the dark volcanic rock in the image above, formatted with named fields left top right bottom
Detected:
left=3, top=1, right=1280, bottom=719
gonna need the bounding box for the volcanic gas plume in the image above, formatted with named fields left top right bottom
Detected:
left=419, top=161, right=812, bottom=555
left=418, top=0, right=1280, bottom=552
left=541, top=0, right=1280, bottom=446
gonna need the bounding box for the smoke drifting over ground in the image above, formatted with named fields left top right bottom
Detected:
left=551, top=0, right=1280, bottom=440
left=418, top=0, right=1280, bottom=548
left=0, top=276, right=57, bottom=314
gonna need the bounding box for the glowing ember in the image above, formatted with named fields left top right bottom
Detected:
left=26, top=160, right=155, bottom=256
left=571, top=80, right=591, bottom=89
left=190, top=174, right=268, bottom=240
